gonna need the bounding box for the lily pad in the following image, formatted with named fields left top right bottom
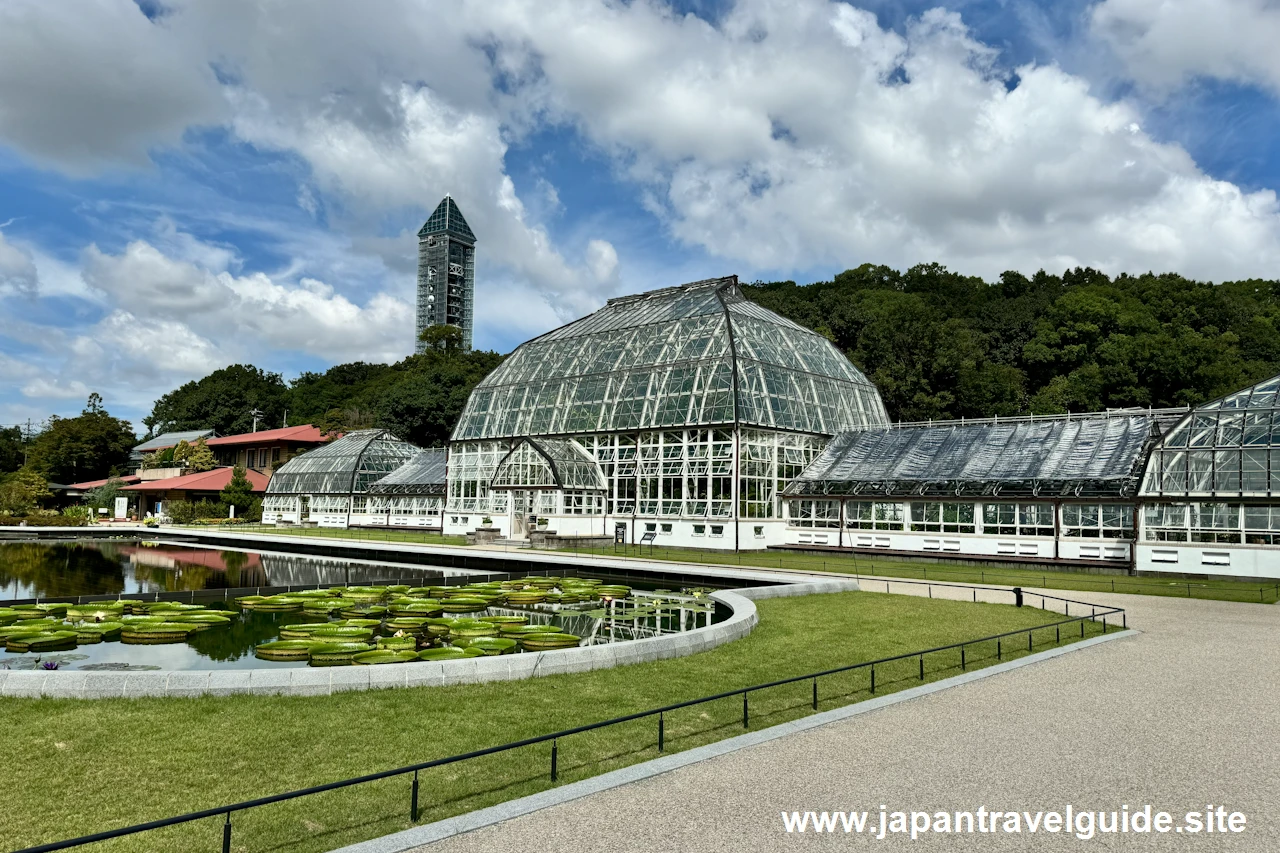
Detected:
left=352, top=650, right=418, bottom=665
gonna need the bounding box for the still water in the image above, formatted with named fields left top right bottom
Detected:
left=0, top=540, right=721, bottom=672
left=0, top=539, right=470, bottom=601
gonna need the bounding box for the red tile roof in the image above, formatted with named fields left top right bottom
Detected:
left=64, top=475, right=142, bottom=490
left=121, top=467, right=269, bottom=493
left=205, top=425, right=328, bottom=447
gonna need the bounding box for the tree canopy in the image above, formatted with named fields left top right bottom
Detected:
left=746, top=264, right=1280, bottom=422
left=145, top=343, right=504, bottom=447
left=144, top=365, right=289, bottom=436
left=26, top=395, right=135, bottom=484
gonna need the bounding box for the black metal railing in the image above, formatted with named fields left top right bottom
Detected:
left=13, top=591, right=1126, bottom=853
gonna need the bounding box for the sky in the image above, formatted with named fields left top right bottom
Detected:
left=3, top=0, right=1280, bottom=433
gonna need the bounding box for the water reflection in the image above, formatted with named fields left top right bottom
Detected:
left=0, top=540, right=461, bottom=600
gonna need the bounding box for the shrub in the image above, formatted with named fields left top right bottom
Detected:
left=167, top=499, right=223, bottom=524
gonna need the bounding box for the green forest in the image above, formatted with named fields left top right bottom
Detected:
left=143, top=329, right=503, bottom=447
left=140, top=263, right=1280, bottom=440
left=747, top=263, right=1280, bottom=421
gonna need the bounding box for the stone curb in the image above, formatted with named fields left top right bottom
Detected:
left=328, top=628, right=1139, bottom=853
left=2, top=582, right=855, bottom=699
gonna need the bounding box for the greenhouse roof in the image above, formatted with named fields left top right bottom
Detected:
left=1142, top=372, right=1280, bottom=498
left=368, top=448, right=447, bottom=496
left=265, top=429, right=420, bottom=496
left=784, top=414, right=1157, bottom=498
left=490, top=437, right=607, bottom=491
left=452, top=276, right=887, bottom=440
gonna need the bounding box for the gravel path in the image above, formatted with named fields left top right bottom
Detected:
left=412, top=589, right=1280, bottom=852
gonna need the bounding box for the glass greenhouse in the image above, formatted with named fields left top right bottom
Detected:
left=1140, top=373, right=1280, bottom=560
left=363, top=448, right=448, bottom=529
left=262, top=430, right=421, bottom=526
left=445, top=276, right=889, bottom=546
left=777, top=413, right=1161, bottom=563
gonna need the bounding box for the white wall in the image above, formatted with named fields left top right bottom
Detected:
left=1136, top=542, right=1280, bottom=579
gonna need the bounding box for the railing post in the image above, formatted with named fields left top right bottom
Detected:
left=1122, top=612, right=1126, bottom=629
left=1014, top=587, right=1023, bottom=607
left=997, top=639, right=1002, bottom=660
left=1080, top=620, right=1084, bottom=638
left=919, top=654, right=924, bottom=681
left=960, top=646, right=965, bottom=671
left=870, top=665, right=876, bottom=694
left=812, top=677, right=818, bottom=710
left=658, top=712, right=665, bottom=752
left=1056, top=625, right=1060, bottom=644
left=411, top=769, right=420, bottom=822
left=551, top=739, right=558, bottom=782
left=1028, top=630, right=1032, bottom=652
left=743, top=692, right=749, bottom=728
left=223, top=813, right=232, bottom=853
left=1102, top=615, right=1107, bottom=633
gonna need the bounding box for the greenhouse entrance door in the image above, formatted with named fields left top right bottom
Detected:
left=510, top=490, right=531, bottom=539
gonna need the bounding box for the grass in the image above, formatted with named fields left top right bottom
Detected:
left=552, top=543, right=1280, bottom=604
left=173, top=523, right=1279, bottom=603
left=0, top=591, right=1104, bottom=853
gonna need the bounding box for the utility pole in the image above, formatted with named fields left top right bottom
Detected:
left=250, top=408, right=264, bottom=433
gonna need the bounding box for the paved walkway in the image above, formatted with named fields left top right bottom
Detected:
left=409, top=590, right=1279, bottom=852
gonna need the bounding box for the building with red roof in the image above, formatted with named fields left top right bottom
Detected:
left=122, top=467, right=269, bottom=517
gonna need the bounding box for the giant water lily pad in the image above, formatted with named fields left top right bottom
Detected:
left=308, top=642, right=374, bottom=666
left=352, top=650, right=418, bottom=665
left=458, top=637, right=517, bottom=655
left=376, top=635, right=417, bottom=651
left=7, top=630, right=79, bottom=653
left=255, top=640, right=322, bottom=661
left=416, top=647, right=467, bottom=661
left=518, top=633, right=581, bottom=651
left=72, top=621, right=124, bottom=643
left=499, top=624, right=563, bottom=636
left=121, top=622, right=198, bottom=644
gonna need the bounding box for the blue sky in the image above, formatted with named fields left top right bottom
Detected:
left=3, top=0, right=1280, bottom=433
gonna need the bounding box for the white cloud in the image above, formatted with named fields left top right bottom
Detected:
left=0, top=0, right=225, bottom=173
left=81, top=234, right=413, bottom=363
left=585, top=239, right=620, bottom=285
left=1092, top=0, right=1280, bottom=95
left=0, top=231, right=37, bottom=296
left=470, top=0, right=1280, bottom=280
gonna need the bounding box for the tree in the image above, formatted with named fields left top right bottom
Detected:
left=0, top=426, right=23, bottom=474
left=0, top=468, right=52, bottom=516
left=377, top=346, right=505, bottom=446
left=186, top=437, right=216, bottom=473
left=85, top=477, right=129, bottom=512
left=26, top=395, right=136, bottom=484
left=145, top=364, right=288, bottom=435
left=419, top=324, right=464, bottom=352
left=219, top=464, right=256, bottom=517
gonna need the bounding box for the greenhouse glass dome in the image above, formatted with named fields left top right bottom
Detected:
left=445, top=276, right=888, bottom=547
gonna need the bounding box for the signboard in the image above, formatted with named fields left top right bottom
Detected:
left=113, top=497, right=128, bottom=519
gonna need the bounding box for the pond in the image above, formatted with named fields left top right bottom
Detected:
left=0, top=540, right=725, bottom=672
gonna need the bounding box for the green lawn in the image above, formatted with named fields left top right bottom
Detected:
left=555, top=543, right=1280, bottom=604
left=1, top=591, right=1102, bottom=853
